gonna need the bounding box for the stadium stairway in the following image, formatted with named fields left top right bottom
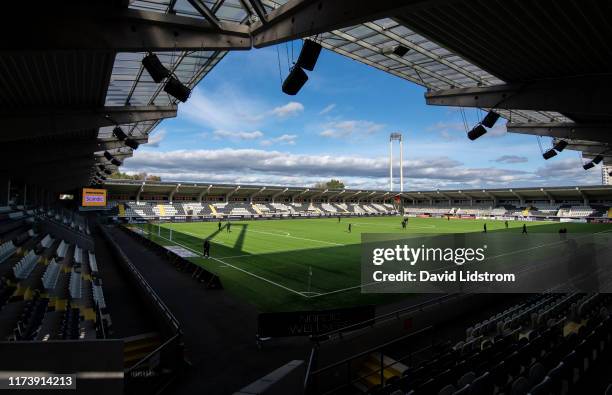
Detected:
left=123, top=332, right=162, bottom=368
left=209, top=204, right=218, bottom=216
left=251, top=204, right=263, bottom=215
left=118, top=204, right=125, bottom=217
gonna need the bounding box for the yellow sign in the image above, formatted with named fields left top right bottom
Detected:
left=82, top=188, right=107, bottom=207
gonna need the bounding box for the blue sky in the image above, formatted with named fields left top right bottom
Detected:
left=123, top=44, right=603, bottom=190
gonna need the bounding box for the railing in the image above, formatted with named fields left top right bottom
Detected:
left=98, top=225, right=184, bottom=394
left=305, top=326, right=434, bottom=395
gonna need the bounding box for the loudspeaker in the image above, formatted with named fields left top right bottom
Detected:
left=382, top=45, right=409, bottom=57
left=542, top=149, right=557, bottom=160
left=282, top=66, right=308, bottom=95
left=583, top=162, right=595, bottom=170
left=481, top=111, right=500, bottom=128
left=296, top=40, right=322, bottom=71
left=553, top=140, right=568, bottom=152
left=111, top=158, right=122, bottom=166
left=467, top=125, right=487, bottom=140
left=142, top=53, right=170, bottom=83
left=103, top=151, right=113, bottom=161
left=125, top=138, right=140, bottom=150
left=592, top=155, right=603, bottom=164
left=113, top=126, right=127, bottom=141
left=164, top=76, right=191, bottom=102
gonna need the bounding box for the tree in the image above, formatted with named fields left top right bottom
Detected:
left=313, top=179, right=345, bottom=190
left=108, top=171, right=162, bottom=181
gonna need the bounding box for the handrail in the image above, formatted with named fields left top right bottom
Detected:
left=308, top=325, right=433, bottom=376
left=312, top=293, right=458, bottom=341
left=127, top=332, right=181, bottom=373
left=99, top=225, right=181, bottom=333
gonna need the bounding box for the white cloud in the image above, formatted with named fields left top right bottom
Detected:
left=146, top=129, right=166, bottom=148
left=271, top=102, right=304, bottom=117
left=261, top=134, right=298, bottom=146
left=122, top=147, right=550, bottom=189
left=212, top=130, right=264, bottom=141
left=319, top=120, right=385, bottom=138
left=493, top=155, right=528, bottom=164
left=319, top=103, right=336, bottom=115
left=180, top=87, right=266, bottom=131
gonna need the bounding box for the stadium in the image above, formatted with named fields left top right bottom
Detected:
left=1, top=1, right=612, bottom=395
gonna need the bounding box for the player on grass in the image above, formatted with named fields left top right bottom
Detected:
left=227, top=221, right=231, bottom=233
left=522, top=224, right=528, bottom=234
left=203, top=239, right=211, bottom=258
left=218, top=221, right=221, bottom=231
left=505, top=220, right=509, bottom=229
left=348, top=223, right=352, bottom=233
left=483, top=223, right=487, bottom=233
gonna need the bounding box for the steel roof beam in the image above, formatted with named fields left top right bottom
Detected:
left=507, top=122, right=612, bottom=144
left=2, top=8, right=251, bottom=51
left=251, top=0, right=457, bottom=48
left=1, top=106, right=176, bottom=142
left=425, top=76, right=611, bottom=117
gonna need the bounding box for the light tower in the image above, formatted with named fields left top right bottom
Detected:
left=389, top=133, right=404, bottom=192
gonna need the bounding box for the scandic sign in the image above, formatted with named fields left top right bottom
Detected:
left=81, top=188, right=107, bottom=207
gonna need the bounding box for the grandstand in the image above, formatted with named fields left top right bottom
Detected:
left=2, top=1, right=612, bottom=394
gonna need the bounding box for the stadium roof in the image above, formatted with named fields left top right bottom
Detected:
left=105, top=179, right=612, bottom=201
left=2, top=0, right=610, bottom=191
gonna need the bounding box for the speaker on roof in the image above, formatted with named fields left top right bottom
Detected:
left=553, top=140, right=568, bottom=152
left=296, top=40, right=322, bottom=71
left=592, top=155, right=604, bottom=164
left=111, top=157, right=122, bottom=166
left=282, top=66, right=308, bottom=96
left=113, top=126, right=127, bottom=141
left=103, top=151, right=113, bottom=161
left=542, top=149, right=557, bottom=160
left=125, top=138, right=140, bottom=150
left=467, top=125, right=487, bottom=141
left=104, top=169, right=113, bottom=175
left=583, top=161, right=595, bottom=170
left=164, top=76, right=191, bottom=102
left=481, top=111, right=501, bottom=128
left=382, top=45, right=409, bottom=57
left=142, top=53, right=170, bottom=83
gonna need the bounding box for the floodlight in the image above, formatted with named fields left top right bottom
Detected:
left=164, top=76, right=191, bottom=102
left=583, top=162, right=595, bottom=170
left=282, top=66, right=308, bottom=95
left=296, top=40, right=322, bottom=71
left=142, top=53, right=170, bottom=83
left=467, top=125, right=487, bottom=140
left=481, top=111, right=500, bottom=128
left=125, top=138, right=140, bottom=150
left=113, top=126, right=127, bottom=141
left=382, top=45, right=409, bottom=57
left=553, top=140, right=568, bottom=152
left=542, top=149, right=557, bottom=160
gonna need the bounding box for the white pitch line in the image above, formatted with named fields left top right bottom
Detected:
left=154, top=233, right=308, bottom=297
left=247, top=229, right=345, bottom=246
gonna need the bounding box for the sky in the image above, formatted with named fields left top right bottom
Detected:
left=122, top=43, right=604, bottom=191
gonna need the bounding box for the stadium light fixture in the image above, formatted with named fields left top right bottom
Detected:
left=296, top=40, right=322, bottom=71
left=164, top=76, right=191, bottom=103
left=103, top=151, right=113, bottom=161
left=113, top=126, right=127, bottom=141
left=282, top=66, right=308, bottom=95
left=553, top=140, right=568, bottom=152
left=592, top=155, right=604, bottom=164
left=583, top=161, right=595, bottom=170
left=382, top=45, right=410, bottom=57
left=467, top=125, right=487, bottom=140
left=481, top=111, right=500, bottom=128
left=542, top=149, right=557, bottom=160
left=142, top=53, right=170, bottom=83
left=103, top=151, right=122, bottom=167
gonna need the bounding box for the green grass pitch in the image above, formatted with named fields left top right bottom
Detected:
left=131, top=217, right=610, bottom=312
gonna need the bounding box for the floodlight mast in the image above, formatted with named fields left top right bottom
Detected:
left=389, top=133, right=404, bottom=192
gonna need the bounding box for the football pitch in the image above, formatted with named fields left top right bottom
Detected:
left=131, top=217, right=611, bottom=312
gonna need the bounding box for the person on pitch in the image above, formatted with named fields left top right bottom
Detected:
left=348, top=223, right=352, bottom=233
left=522, top=224, right=528, bottom=234
left=203, top=239, right=211, bottom=258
